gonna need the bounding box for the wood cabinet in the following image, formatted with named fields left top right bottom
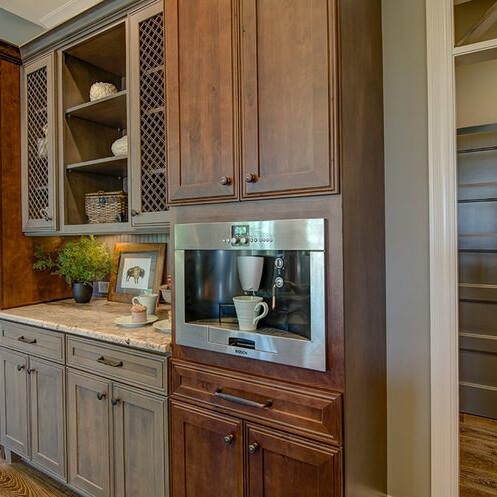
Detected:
left=246, top=424, right=341, bottom=497
left=171, top=400, right=341, bottom=497
left=67, top=370, right=111, bottom=497
left=21, top=54, right=58, bottom=232
left=165, top=0, right=338, bottom=205
left=0, top=349, right=29, bottom=457
left=170, top=401, right=243, bottom=497
left=113, top=384, right=167, bottom=497
left=129, top=2, right=169, bottom=226
left=0, top=348, right=66, bottom=478
left=166, top=0, right=238, bottom=204
left=67, top=369, right=167, bottom=497
left=20, top=0, right=169, bottom=235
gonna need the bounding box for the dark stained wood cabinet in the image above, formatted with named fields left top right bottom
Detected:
left=246, top=424, right=341, bottom=497
left=170, top=400, right=243, bottom=497
left=165, top=0, right=338, bottom=205
left=240, top=0, right=338, bottom=198
left=166, top=0, right=239, bottom=204
left=170, top=399, right=341, bottom=497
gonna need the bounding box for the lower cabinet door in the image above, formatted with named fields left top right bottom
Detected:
left=112, top=384, right=167, bottom=497
left=0, top=349, right=29, bottom=457
left=29, top=358, right=65, bottom=478
left=67, top=370, right=111, bottom=497
left=246, top=424, right=342, bottom=497
left=170, top=400, right=243, bottom=497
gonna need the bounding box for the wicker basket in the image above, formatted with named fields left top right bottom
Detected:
left=85, top=191, right=128, bottom=224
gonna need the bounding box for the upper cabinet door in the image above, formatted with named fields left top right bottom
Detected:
left=166, top=0, right=239, bottom=204
left=21, top=54, right=58, bottom=232
left=240, top=0, right=339, bottom=199
left=129, top=2, right=169, bottom=226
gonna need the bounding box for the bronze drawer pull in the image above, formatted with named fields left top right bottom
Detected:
left=97, top=356, right=123, bottom=368
left=18, top=336, right=37, bottom=344
left=111, top=398, right=121, bottom=406
left=214, top=388, right=272, bottom=409
left=16, top=364, right=25, bottom=372
left=96, top=392, right=106, bottom=401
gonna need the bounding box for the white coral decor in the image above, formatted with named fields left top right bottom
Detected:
left=89, top=82, right=118, bottom=101
left=111, top=136, right=128, bottom=157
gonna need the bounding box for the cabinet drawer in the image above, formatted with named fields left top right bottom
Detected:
left=66, top=336, right=167, bottom=394
left=0, top=321, right=64, bottom=363
left=171, top=360, right=342, bottom=445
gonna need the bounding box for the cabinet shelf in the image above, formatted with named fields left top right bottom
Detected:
left=457, top=122, right=497, bottom=135
left=66, top=91, right=127, bottom=129
left=66, top=156, right=127, bottom=176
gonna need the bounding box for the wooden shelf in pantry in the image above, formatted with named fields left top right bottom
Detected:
left=458, top=122, right=497, bottom=135
left=66, top=156, right=127, bottom=176
left=66, top=91, right=127, bottom=129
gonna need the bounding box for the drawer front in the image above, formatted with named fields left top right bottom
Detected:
left=170, top=360, right=342, bottom=445
left=66, top=336, right=167, bottom=394
left=0, top=321, right=64, bottom=363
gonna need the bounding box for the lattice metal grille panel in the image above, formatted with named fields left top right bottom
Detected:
left=139, top=12, right=167, bottom=214
left=26, top=66, right=50, bottom=220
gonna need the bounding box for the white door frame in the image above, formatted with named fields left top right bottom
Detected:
left=426, top=1, right=460, bottom=496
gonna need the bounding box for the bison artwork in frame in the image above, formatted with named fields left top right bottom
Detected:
left=107, top=243, right=166, bottom=303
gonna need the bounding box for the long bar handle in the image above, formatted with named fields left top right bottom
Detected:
left=214, top=388, right=272, bottom=409
left=18, top=336, right=37, bottom=344
left=97, top=356, right=123, bottom=368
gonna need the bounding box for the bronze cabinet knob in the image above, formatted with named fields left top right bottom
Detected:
left=131, top=209, right=140, bottom=217
left=220, top=176, right=232, bottom=186
left=111, top=398, right=121, bottom=406
left=248, top=442, right=260, bottom=454
left=244, top=173, right=257, bottom=183
left=96, top=392, right=106, bottom=401
left=16, top=364, right=25, bottom=372
left=223, top=434, right=234, bottom=445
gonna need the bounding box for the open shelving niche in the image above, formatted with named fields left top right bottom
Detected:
left=58, top=21, right=130, bottom=233
left=455, top=32, right=497, bottom=391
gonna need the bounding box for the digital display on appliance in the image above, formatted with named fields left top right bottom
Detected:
left=231, top=224, right=249, bottom=238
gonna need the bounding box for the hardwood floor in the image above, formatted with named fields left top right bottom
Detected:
left=461, top=413, right=497, bottom=497
left=0, top=458, right=78, bottom=497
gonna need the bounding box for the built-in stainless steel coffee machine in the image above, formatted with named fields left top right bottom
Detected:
left=174, top=219, right=326, bottom=371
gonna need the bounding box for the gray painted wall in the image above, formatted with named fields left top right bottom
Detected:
left=0, top=8, right=44, bottom=46
left=382, top=0, right=431, bottom=496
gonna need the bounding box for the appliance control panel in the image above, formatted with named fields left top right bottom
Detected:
left=223, top=224, right=275, bottom=246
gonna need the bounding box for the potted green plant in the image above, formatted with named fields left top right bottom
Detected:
left=34, top=236, right=111, bottom=303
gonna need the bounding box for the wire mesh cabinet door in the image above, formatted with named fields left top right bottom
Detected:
left=21, top=54, right=57, bottom=232
left=129, top=1, right=169, bottom=227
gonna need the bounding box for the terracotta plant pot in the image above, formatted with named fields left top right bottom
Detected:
left=73, top=283, right=93, bottom=303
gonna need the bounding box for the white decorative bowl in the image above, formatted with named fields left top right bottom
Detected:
left=89, top=82, right=118, bottom=101
left=111, top=135, right=128, bottom=157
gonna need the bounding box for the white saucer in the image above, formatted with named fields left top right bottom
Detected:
left=153, top=319, right=171, bottom=333
left=114, top=315, right=158, bottom=328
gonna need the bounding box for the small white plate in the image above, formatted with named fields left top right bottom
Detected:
left=153, top=319, right=172, bottom=333
left=114, top=315, right=158, bottom=328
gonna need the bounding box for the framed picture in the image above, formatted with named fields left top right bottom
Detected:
left=108, top=243, right=166, bottom=303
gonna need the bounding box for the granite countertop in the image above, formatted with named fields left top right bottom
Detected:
left=0, top=298, right=172, bottom=354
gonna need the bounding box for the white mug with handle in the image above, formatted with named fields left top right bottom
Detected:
left=232, top=296, right=269, bottom=331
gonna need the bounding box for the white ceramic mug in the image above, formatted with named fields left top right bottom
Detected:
left=132, top=294, right=158, bottom=315
left=232, top=295, right=269, bottom=331
left=237, top=256, right=264, bottom=292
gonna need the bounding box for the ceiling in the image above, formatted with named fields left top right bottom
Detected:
left=0, top=0, right=102, bottom=45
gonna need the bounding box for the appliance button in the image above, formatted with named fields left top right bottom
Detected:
left=254, top=238, right=258, bottom=242
left=240, top=237, right=249, bottom=245
left=230, top=236, right=240, bottom=245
